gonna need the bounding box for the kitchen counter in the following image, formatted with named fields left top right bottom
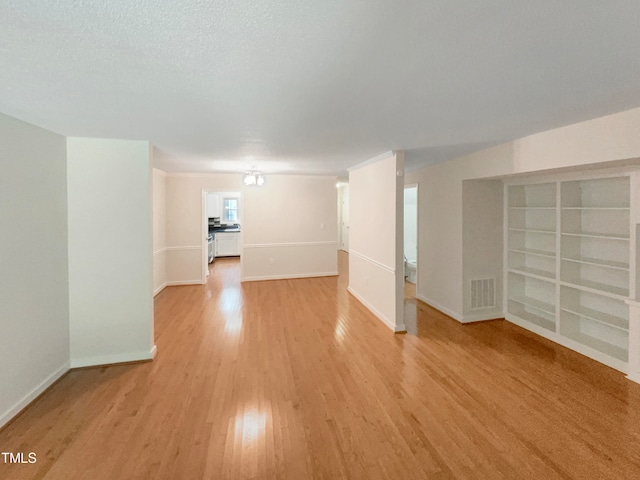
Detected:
left=209, top=225, right=241, bottom=234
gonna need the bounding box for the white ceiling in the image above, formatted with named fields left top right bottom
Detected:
left=2, top=1, right=640, bottom=176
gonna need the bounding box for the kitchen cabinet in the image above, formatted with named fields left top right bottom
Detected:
left=215, top=232, right=241, bottom=257
left=207, top=194, right=220, bottom=218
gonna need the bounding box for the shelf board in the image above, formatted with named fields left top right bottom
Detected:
left=508, top=228, right=556, bottom=235
left=509, top=296, right=555, bottom=316
left=559, top=280, right=629, bottom=299
left=560, top=307, right=628, bottom=331
left=560, top=330, right=628, bottom=363
left=508, top=267, right=556, bottom=281
left=507, top=309, right=556, bottom=332
left=509, top=206, right=556, bottom=210
left=561, top=257, right=629, bottom=271
left=560, top=232, right=629, bottom=241
left=561, top=207, right=630, bottom=211
left=508, top=248, right=556, bottom=259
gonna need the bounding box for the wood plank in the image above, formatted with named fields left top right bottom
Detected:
left=1, top=252, right=640, bottom=479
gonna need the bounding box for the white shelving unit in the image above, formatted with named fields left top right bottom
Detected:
left=505, top=174, right=635, bottom=372
left=507, top=183, right=557, bottom=283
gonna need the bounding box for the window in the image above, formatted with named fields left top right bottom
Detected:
left=223, top=198, right=239, bottom=222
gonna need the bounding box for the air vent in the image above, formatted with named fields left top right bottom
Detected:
left=470, top=278, right=496, bottom=310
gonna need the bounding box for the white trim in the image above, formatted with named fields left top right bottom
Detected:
left=416, top=294, right=464, bottom=322
left=243, top=241, right=337, bottom=249
left=166, top=172, right=243, bottom=178
left=242, top=271, right=339, bottom=282
left=166, top=172, right=338, bottom=179
left=348, top=151, right=395, bottom=172
left=348, top=249, right=395, bottom=273
left=0, top=361, right=70, bottom=429
left=462, top=311, right=505, bottom=323
left=165, top=245, right=201, bottom=251
left=152, top=168, right=168, bottom=177
left=150, top=345, right=158, bottom=359
left=348, top=286, right=406, bottom=332
left=166, top=280, right=204, bottom=286
left=153, top=248, right=166, bottom=256
left=154, top=282, right=167, bottom=296
left=626, top=373, right=640, bottom=385
left=70, top=346, right=157, bottom=369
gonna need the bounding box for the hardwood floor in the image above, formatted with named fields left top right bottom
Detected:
left=2, top=251, right=640, bottom=479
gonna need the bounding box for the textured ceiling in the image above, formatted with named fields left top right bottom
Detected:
left=2, top=1, right=640, bottom=175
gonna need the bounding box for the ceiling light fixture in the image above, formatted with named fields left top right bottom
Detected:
left=243, top=169, right=265, bottom=187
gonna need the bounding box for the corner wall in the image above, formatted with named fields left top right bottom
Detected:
left=348, top=152, right=405, bottom=331
left=0, top=113, right=70, bottom=428
left=462, top=180, right=504, bottom=321
left=67, top=138, right=155, bottom=368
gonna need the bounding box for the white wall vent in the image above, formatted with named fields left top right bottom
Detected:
left=470, top=278, right=496, bottom=310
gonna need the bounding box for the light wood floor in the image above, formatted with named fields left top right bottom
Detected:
left=2, top=252, right=640, bottom=479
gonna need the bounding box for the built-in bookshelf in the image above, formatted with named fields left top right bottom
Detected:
left=505, top=175, right=634, bottom=372
left=507, top=183, right=557, bottom=281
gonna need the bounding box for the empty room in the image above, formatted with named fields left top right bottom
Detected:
left=2, top=2, right=640, bottom=479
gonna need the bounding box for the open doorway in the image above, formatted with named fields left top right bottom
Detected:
left=201, top=190, right=242, bottom=283
left=403, top=185, right=418, bottom=299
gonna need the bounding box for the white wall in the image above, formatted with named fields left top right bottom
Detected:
left=348, top=152, right=405, bottom=332
left=67, top=138, right=155, bottom=368
left=153, top=168, right=167, bottom=296
left=0, top=113, right=70, bottom=428
left=462, top=180, right=503, bottom=321
left=406, top=106, right=640, bottom=321
left=242, top=175, right=338, bottom=280
left=404, top=186, right=417, bottom=262
left=164, top=173, right=338, bottom=283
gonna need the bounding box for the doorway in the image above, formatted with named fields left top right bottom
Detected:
left=201, top=189, right=242, bottom=283
left=403, top=184, right=418, bottom=298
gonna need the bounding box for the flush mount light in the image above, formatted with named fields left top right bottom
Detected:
left=243, top=169, right=265, bottom=187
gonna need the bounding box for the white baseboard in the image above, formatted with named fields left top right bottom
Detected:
left=70, top=346, right=157, bottom=369
left=0, top=361, right=70, bottom=429
left=348, top=286, right=405, bottom=332
left=166, top=280, right=204, bottom=286
left=415, top=294, right=463, bottom=322
left=394, top=323, right=407, bottom=333
left=626, top=373, right=640, bottom=385
left=153, top=282, right=167, bottom=297
left=242, top=271, right=339, bottom=282
left=462, top=311, right=505, bottom=323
